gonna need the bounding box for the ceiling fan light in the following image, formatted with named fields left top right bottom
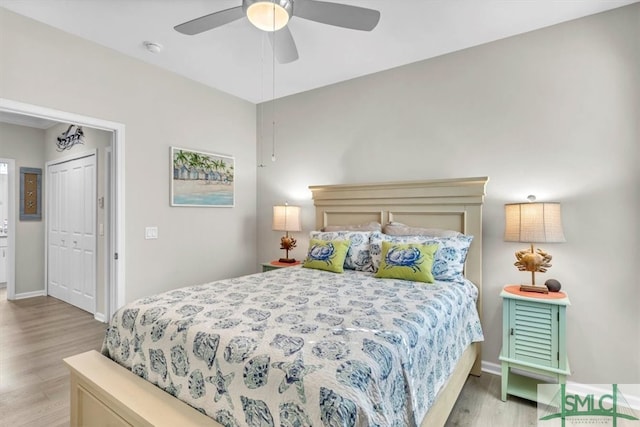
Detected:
left=247, top=1, right=290, bottom=32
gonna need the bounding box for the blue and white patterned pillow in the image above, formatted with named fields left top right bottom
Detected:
left=309, top=231, right=373, bottom=272
left=370, top=232, right=473, bottom=281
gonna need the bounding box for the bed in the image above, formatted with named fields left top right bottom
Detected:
left=64, top=177, right=488, bottom=427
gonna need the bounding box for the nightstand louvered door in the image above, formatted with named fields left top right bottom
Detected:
left=500, top=286, right=570, bottom=402
left=509, top=299, right=558, bottom=368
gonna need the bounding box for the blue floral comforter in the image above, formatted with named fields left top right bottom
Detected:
left=102, top=267, right=483, bottom=426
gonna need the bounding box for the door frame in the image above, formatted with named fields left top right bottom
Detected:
left=0, top=158, right=16, bottom=299
left=0, top=98, right=125, bottom=320
left=104, top=146, right=113, bottom=321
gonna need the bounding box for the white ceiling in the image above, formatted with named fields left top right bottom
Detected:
left=1, top=0, right=637, bottom=104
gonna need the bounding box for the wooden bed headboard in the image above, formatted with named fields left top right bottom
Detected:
left=309, top=176, right=489, bottom=333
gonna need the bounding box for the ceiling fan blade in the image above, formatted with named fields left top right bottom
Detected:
left=293, top=0, right=380, bottom=31
left=268, top=27, right=299, bottom=64
left=174, top=6, right=244, bottom=35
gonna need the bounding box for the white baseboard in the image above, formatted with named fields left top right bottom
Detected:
left=94, top=312, right=106, bottom=323
left=480, top=360, right=640, bottom=410
left=481, top=360, right=501, bottom=376
left=14, top=290, right=46, bottom=299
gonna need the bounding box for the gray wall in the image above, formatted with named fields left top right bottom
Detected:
left=0, top=9, right=258, bottom=303
left=256, top=4, right=640, bottom=384
left=0, top=122, right=45, bottom=294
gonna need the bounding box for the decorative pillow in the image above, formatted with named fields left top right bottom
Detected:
left=309, top=231, right=373, bottom=272
left=322, top=222, right=382, bottom=232
left=370, top=232, right=473, bottom=281
left=383, top=221, right=461, bottom=238
left=302, top=239, right=351, bottom=273
left=374, top=241, right=439, bottom=283
left=431, top=235, right=473, bottom=281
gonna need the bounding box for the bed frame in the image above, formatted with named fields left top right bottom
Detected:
left=64, top=177, right=488, bottom=427
left=310, top=177, right=488, bottom=426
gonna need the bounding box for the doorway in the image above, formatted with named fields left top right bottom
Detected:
left=0, top=98, right=125, bottom=320
left=0, top=160, right=13, bottom=300
left=0, top=159, right=15, bottom=302
left=47, top=153, right=97, bottom=313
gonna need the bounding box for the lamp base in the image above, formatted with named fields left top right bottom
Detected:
left=519, top=284, right=549, bottom=294
left=278, top=258, right=297, bottom=263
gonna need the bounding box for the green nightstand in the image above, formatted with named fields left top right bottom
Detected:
left=261, top=260, right=301, bottom=272
left=500, top=285, right=571, bottom=402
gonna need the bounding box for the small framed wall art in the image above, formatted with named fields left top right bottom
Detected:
left=171, top=147, right=235, bottom=207
left=20, top=167, right=42, bottom=221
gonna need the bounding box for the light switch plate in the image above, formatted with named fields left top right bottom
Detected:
left=145, top=226, right=158, bottom=239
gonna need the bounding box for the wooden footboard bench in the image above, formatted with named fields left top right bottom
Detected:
left=64, top=350, right=218, bottom=427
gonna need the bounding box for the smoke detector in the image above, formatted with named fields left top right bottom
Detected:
left=143, top=41, right=163, bottom=54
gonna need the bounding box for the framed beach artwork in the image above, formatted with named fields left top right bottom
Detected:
left=171, top=147, right=235, bottom=207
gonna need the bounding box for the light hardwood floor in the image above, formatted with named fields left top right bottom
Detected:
left=446, top=372, right=538, bottom=426
left=0, top=287, right=537, bottom=426
left=0, top=288, right=106, bottom=426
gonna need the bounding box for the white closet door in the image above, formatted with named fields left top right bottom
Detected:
left=47, top=163, right=66, bottom=301
left=47, top=154, right=96, bottom=313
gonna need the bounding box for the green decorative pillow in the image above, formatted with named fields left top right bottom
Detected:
left=303, top=239, right=351, bottom=273
left=374, top=241, right=439, bottom=283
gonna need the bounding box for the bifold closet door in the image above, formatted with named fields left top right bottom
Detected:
left=48, top=154, right=96, bottom=314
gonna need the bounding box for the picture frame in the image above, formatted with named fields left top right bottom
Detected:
left=20, top=167, right=42, bottom=221
left=171, top=147, right=235, bottom=207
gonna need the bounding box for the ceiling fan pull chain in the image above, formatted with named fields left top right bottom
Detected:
left=258, top=34, right=266, bottom=168
left=271, top=2, right=277, bottom=163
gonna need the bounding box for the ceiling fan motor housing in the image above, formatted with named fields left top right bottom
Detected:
left=244, top=0, right=293, bottom=31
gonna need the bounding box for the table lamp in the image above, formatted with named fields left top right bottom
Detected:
left=504, top=195, right=566, bottom=293
left=272, top=203, right=301, bottom=263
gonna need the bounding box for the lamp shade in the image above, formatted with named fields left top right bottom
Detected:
left=504, top=202, right=566, bottom=243
left=272, top=205, right=301, bottom=232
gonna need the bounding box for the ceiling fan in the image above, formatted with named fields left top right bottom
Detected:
left=174, top=0, right=381, bottom=64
